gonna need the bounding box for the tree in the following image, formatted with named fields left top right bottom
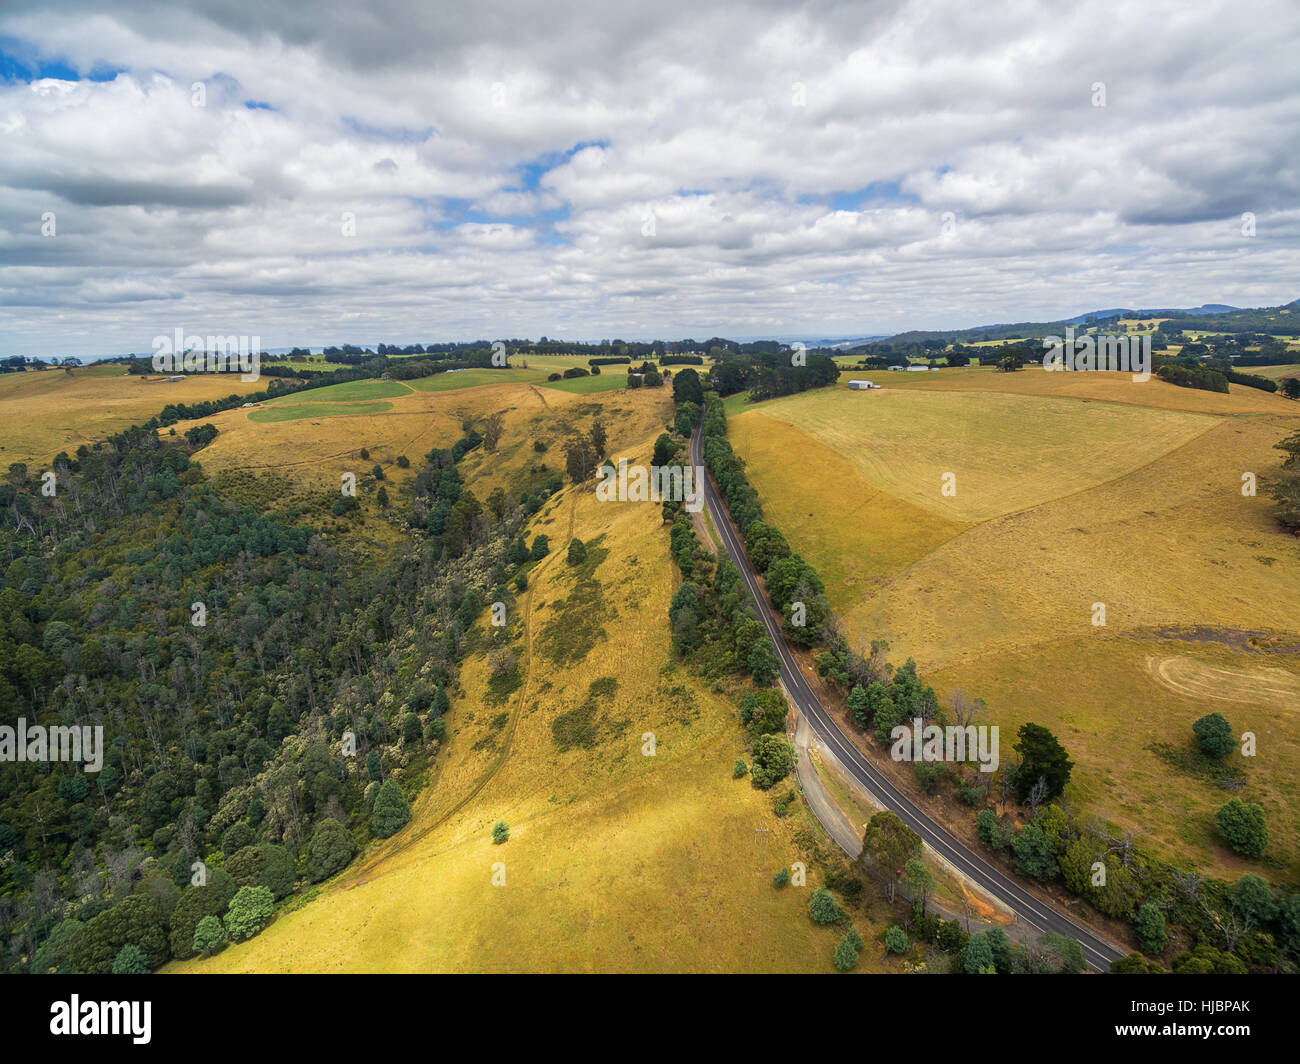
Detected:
left=492, top=821, right=509, bottom=844
left=834, top=933, right=860, bottom=971
left=885, top=925, right=909, bottom=954
left=567, top=537, right=587, bottom=565
left=772, top=867, right=790, bottom=887
left=482, top=412, right=505, bottom=453
left=222, top=821, right=255, bottom=856
left=733, top=758, right=748, bottom=779
left=963, top=936, right=995, bottom=973
left=750, top=734, right=794, bottom=789
left=1215, top=798, right=1268, bottom=858
left=225, top=885, right=275, bottom=941
left=1135, top=902, right=1168, bottom=955
left=1012, top=723, right=1073, bottom=802
left=111, top=944, right=150, bottom=974
left=860, top=811, right=921, bottom=900
left=305, top=819, right=357, bottom=882
left=903, top=857, right=933, bottom=912
left=565, top=438, right=597, bottom=484
left=371, top=778, right=411, bottom=838
left=192, top=915, right=228, bottom=957
left=169, top=885, right=227, bottom=960
left=1193, top=711, right=1235, bottom=759
left=808, top=887, right=842, bottom=925
left=589, top=419, right=607, bottom=458
left=747, top=638, right=780, bottom=686
left=531, top=534, right=549, bottom=560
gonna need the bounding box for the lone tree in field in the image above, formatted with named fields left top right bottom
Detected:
left=860, top=811, right=922, bottom=901
left=1012, top=723, right=1073, bottom=802
left=1193, top=712, right=1236, bottom=759
left=1215, top=798, right=1268, bottom=859
left=567, top=537, right=587, bottom=565
left=492, top=821, right=510, bottom=844
left=482, top=412, right=505, bottom=453
left=589, top=418, right=607, bottom=458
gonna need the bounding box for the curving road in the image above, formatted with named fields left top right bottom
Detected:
left=690, top=418, right=1126, bottom=972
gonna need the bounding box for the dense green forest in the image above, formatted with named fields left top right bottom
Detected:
left=0, top=410, right=560, bottom=972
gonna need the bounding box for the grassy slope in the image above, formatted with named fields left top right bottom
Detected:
left=167, top=385, right=877, bottom=973
left=730, top=370, right=1300, bottom=883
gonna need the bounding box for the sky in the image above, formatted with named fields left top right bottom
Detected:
left=0, top=0, right=1297, bottom=357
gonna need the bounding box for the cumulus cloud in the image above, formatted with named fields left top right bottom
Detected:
left=0, top=0, right=1297, bottom=355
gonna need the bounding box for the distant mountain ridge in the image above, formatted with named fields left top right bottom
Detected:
left=880, top=298, right=1299, bottom=345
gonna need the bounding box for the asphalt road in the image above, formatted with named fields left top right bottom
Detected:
left=690, top=418, right=1126, bottom=972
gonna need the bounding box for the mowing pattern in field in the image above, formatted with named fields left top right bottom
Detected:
left=730, top=369, right=1300, bottom=882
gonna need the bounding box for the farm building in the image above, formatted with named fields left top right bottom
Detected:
left=906, top=365, right=930, bottom=372
left=887, top=364, right=906, bottom=371
left=847, top=379, right=881, bottom=390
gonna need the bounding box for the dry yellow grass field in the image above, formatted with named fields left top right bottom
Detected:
left=730, top=370, right=1300, bottom=882
left=740, top=380, right=1220, bottom=522
left=171, top=419, right=880, bottom=973
left=0, top=363, right=264, bottom=465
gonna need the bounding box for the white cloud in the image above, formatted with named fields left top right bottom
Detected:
left=0, top=0, right=1297, bottom=355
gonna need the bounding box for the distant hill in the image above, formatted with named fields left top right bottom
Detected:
left=882, top=299, right=1299, bottom=344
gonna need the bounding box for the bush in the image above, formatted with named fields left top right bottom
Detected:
left=733, top=758, right=748, bottom=779
left=808, top=887, right=842, bottom=925
left=1135, top=902, right=1168, bottom=955
left=1193, top=712, right=1235, bottom=759
left=371, top=778, right=411, bottom=838
left=834, top=934, right=860, bottom=972
left=885, top=925, right=910, bottom=955
left=1215, top=798, right=1269, bottom=858
left=111, top=944, right=150, bottom=974
left=169, top=885, right=228, bottom=960
left=772, top=868, right=790, bottom=888
left=751, top=734, right=794, bottom=790
left=225, top=885, right=275, bottom=941
left=396, top=454, right=410, bottom=468
left=305, top=819, right=357, bottom=883
left=531, top=534, right=550, bottom=560
left=492, top=821, right=510, bottom=844
left=192, top=915, right=228, bottom=957
left=937, top=920, right=969, bottom=954
left=567, top=537, right=587, bottom=565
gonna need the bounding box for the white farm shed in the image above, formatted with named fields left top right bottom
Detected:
left=847, top=379, right=880, bottom=390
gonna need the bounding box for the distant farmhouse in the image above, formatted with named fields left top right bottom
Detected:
left=847, top=379, right=881, bottom=390
left=887, top=364, right=906, bottom=371
left=906, top=364, right=930, bottom=372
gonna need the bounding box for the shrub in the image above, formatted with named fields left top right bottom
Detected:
left=733, top=758, right=748, bottom=779
left=834, top=934, right=860, bottom=972
left=492, top=821, right=510, bottom=844
left=1135, top=902, right=1168, bottom=955
left=169, top=885, right=227, bottom=960
left=531, top=534, right=550, bottom=560
left=225, top=885, right=275, bottom=941
left=567, top=537, right=587, bottom=565
left=192, top=915, right=228, bottom=957
left=305, top=819, right=357, bottom=883
left=1193, top=712, right=1235, bottom=759
left=751, top=734, right=794, bottom=790
left=371, top=778, right=411, bottom=838
left=396, top=454, right=410, bottom=468
left=772, top=867, right=790, bottom=888
left=808, top=887, right=842, bottom=925
left=1215, top=798, right=1268, bottom=858
left=885, top=925, right=910, bottom=955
